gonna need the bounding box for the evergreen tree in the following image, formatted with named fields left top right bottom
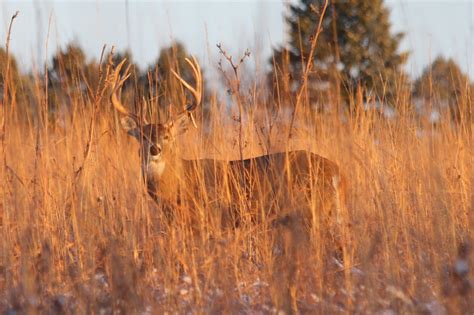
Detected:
left=49, top=43, right=98, bottom=94
left=48, top=42, right=99, bottom=114
left=271, top=0, right=408, bottom=109
left=414, top=56, right=472, bottom=124
left=50, top=43, right=88, bottom=86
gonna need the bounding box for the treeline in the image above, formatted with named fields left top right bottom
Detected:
left=0, top=41, right=201, bottom=125
left=0, top=0, right=473, bottom=127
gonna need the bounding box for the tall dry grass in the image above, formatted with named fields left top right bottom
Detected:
left=0, top=30, right=473, bottom=315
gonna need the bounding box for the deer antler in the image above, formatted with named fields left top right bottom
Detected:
left=109, top=58, right=141, bottom=124
left=171, top=56, right=202, bottom=128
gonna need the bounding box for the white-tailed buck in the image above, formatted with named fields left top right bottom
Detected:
left=109, top=57, right=347, bottom=227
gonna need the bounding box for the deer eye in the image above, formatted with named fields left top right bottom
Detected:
left=163, top=135, right=170, bottom=141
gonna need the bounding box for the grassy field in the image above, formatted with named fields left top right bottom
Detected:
left=0, top=47, right=473, bottom=313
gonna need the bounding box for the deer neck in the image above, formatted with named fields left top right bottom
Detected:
left=142, top=149, right=184, bottom=202
left=142, top=149, right=182, bottom=183
left=144, top=156, right=166, bottom=181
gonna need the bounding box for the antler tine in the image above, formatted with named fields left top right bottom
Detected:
left=110, top=58, right=140, bottom=123
left=191, top=56, right=203, bottom=109
left=171, top=56, right=202, bottom=112
left=117, top=64, right=132, bottom=89
left=111, top=59, right=131, bottom=91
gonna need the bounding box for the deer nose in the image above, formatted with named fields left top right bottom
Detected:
left=149, top=145, right=161, bottom=156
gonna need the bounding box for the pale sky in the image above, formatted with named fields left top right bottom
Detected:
left=1, top=0, right=473, bottom=80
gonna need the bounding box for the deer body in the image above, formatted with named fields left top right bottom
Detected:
left=139, top=140, right=345, bottom=225
left=109, top=57, right=346, bottom=226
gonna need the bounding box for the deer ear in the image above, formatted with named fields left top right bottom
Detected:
left=120, top=117, right=140, bottom=139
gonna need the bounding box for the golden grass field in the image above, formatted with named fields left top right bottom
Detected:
left=1, top=85, right=472, bottom=314
left=0, top=33, right=473, bottom=313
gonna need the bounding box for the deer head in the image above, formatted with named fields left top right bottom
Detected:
left=109, top=57, right=202, bottom=169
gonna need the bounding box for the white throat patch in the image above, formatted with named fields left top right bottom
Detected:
left=146, top=159, right=166, bottom=179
